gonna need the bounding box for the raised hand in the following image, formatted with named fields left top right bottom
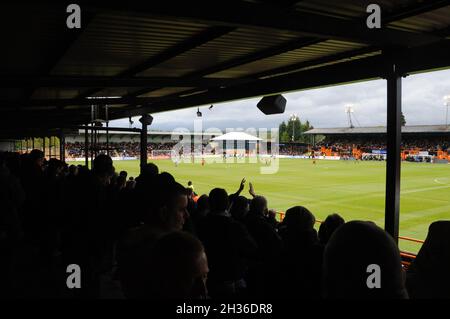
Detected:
left=238, top=178, right=246, bottom=193
left=249, top=182, right=256, bottom=198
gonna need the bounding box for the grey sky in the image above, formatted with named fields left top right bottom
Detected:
left=111, top=68, right=450, bottom=131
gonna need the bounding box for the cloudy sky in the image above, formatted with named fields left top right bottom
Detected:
left=111, top=68, right=450, bottom=132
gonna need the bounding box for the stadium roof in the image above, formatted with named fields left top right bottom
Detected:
left=2, top=1, right=450, bottom=133
left=211, top=132, right=262, bottom=141
left=72, top=129, right=215, bottom=137
left=305, top=125, right=450, bottom=135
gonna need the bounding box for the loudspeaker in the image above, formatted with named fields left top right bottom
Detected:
left=139, top=114, right=154, bottom=125
left=257, top=94, right=287, bottom=115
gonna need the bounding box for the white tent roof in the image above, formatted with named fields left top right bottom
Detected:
left=210, top=131, right=262, bottom=141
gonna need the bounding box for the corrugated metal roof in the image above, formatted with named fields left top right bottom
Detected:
left=1, top=1, right=450, bottom=130
left=208, top=40, right=368, bottom=78
left=137, top=27, right=304, bottom=78
left=390, top=6, right=450, bottom=32
left=296, top=0, right=450, bottom=33
left=52, top=13, right=211, bottom=77
left=73, top=130, right=216, bottom=137
left=305, top=125, right=450, bottom=135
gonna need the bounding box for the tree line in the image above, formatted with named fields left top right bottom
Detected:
left=278, top=117, right=314, bottom=143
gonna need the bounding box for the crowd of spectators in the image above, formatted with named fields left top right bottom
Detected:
left=1, top=149, right=449, bottom=299
left=318, top=136, right=450, bottom=154
left=278, top=144, right=307, bottom=156
left=66, top=142, right=177, bottom=158
left=63, top=136, right=450, bottom=159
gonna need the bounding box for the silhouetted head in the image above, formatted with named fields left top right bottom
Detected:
left=319, top=213, right=345, bottom=245
left=93, top=154, right=115, bottom=178
left=47, top=158, right=65, bottom=175
left=230, top=196, right=250, bottom=221
left=196, top=194, right=210, bottom=217
left=28, top=149, right=45, bottom=169
left=117, top=175, right=127, bottom=189
left=407, top=221, right=450, bottom=298
left=208, top=188, right=229, bottom=213
left=283, top=206, right=315, bottom=231
left=249, top=196, right=268, bottom=216
left=68, top=165, right=78, bottom=176
left=126, top=179, right=136, bottom=190
left=150, top=180, right=189, bottom=231
left=323, top=221, right=407, bottom=299
left=159, top=171, right=175, bottom=184
left=119, top=170, right=128, bottom=178
left=135, top=163, right=159, bottom=190
left=141, top=163, right=159, bottom=177
left=148, top=231, right=209, bottom=299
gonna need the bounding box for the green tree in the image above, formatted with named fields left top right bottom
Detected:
left=278, top=117, right=314, bottom=143
left=280, top=131, right=290, bottom=142
left=401, top=112, right=406, bottom=126
left=279, top=121, right=287, bottom=139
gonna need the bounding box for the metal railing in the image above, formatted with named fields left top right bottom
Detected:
left=275, top=211, right=424, bottom=266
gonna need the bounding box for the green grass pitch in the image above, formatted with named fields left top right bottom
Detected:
left=77, top=158, right=450, bottom=254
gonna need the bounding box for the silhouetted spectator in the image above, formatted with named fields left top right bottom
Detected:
left=145, top=231, right=209, bottom=299
left=116, top=175, right=127, bottom=191
left=278, top=206, right=323, bottom=299
left=245, top=196, right=282, bottom=261
left=20, top=150, right=46, bottom=246
left=125, top=178, right=136, bottom=190
left=323, top=221, right=408, bottom=299
left=318, top=213, right=345, bottom=245
left=196, top=194, right=210, bottom=218
left=159, top=171, right=176, bottom=184
left=117, top=180, right=189, bottom=298
left=197, top=188, right=257, bottom=298
left=406, top=221, right=450, bottom=299
left=244, top=196, right=283, bottom=297
left=0, top=152, right=25, bottom=297
left=229, top=196, right=250, bottom=222
left=61, top=154, right=116, bottom=298
left=190, top=194, right=209, bottom=233
left=119, top=170, right=127, bottom=179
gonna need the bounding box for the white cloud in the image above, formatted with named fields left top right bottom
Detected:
left=111, top=68, right=450, bottom=131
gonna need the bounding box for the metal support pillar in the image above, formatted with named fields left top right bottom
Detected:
left=106, top=105, right=110, bottom=156
left=90, top=123, right=94, bottom=166
left=139, top=114, right=153, bottom=174
left=48, top=137, right=52, bottom=158
left=84, top=125, right=89, bottom=167
left=385, top=62, right=402, bottom=243
left=60, top=130, right=65, bottom=162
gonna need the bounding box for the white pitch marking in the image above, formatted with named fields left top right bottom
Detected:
left=434, top=178, right=449, bottom=185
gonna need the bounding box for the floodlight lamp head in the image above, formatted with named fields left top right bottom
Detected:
left=345, top=105, right=354, bottom=113
left=197, top=107, right=202, bottom=117
left=444, top=95, right=450, bottom=105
